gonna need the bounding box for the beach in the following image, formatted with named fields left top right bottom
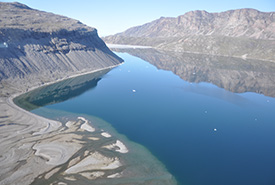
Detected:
left=0, top=97, right=128, bottom=184
left=0, top=65, right=128, bottom=184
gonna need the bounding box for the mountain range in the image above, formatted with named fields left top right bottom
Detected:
left=104, top=8, right=275, bottom=62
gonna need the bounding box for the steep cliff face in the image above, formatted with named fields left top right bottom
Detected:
left=104, top=9, right=275, bottom=62
left=0, top=2, right=123, bottom=92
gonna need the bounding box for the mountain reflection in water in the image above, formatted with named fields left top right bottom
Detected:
left=14, top=69, right=111, bottom=111
left=13, top=51, right=275, bottom=185
left=113, top=48, right=275, bottom=97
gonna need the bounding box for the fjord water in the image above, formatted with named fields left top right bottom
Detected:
left=31, top=52, right=275, bottom=185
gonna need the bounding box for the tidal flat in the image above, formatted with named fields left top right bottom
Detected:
left=0, top=67, right=176, bottom=185
left=2, top=49, right=275, bottom=185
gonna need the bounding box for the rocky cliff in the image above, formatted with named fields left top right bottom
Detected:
left=104, top=9, right=275, bottom=62
left=0, top=2, right=123, bottom=93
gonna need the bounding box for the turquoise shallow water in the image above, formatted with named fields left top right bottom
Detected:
left=31, top=52, right=275, bottom=185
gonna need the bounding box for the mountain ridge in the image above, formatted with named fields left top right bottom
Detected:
left=0, top=2, right=94, bottom=33
left=112, top=8, right=275, bottom=39
left=104, top=8, right=275, bottom=62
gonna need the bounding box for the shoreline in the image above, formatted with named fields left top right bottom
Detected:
left=5, top=64, right=122, bottom=136
left=0, top=65, right=125, bottom=184
left=0, top=62, right=177, bottom=184
left=15, top=63, right=123, bottom=95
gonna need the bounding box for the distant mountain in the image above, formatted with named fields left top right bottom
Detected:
left=110, top=9, right=275, bottom=39
left=104, top=9, right=275, bottom=62
left=0, top=2, right=122, bottom=94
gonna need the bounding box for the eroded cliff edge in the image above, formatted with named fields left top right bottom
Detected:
left=0, top=2, right=123, bottom=95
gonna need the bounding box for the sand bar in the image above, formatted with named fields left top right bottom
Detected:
left=65, top=152, right=122, bottom=174
left=101, top=132, right=112, bottom=138
left=103, top=140, right=129, bottom=153
left=78, top=117, right=95, bottom=132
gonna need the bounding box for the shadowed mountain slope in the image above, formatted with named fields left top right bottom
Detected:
left=0, top=2, right=123, bottom=93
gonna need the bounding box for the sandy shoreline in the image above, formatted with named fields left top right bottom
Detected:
left=4, top=64, right=121, bottom=136
left=0, top=65, right=129, bottom=184
left=0, top=62, right=177, bottom=185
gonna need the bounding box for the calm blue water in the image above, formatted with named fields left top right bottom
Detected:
left=33, top=53, right=275, bottom=185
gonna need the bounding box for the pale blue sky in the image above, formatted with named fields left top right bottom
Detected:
left=1, top=0, right=275, bottom=36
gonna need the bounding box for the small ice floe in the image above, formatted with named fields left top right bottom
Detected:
left=213, top=128, right=217, bottom=132
left=0, top=42, right=8, bottom=48
left=132, top=89, right=136, bottom=93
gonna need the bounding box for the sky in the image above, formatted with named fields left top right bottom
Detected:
left=1, top=0, right=275, bottom=36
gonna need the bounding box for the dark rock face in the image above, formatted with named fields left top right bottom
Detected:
left=0, top=2, right=123, bottom=91
left=104, top=9, right=275, bottom=62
